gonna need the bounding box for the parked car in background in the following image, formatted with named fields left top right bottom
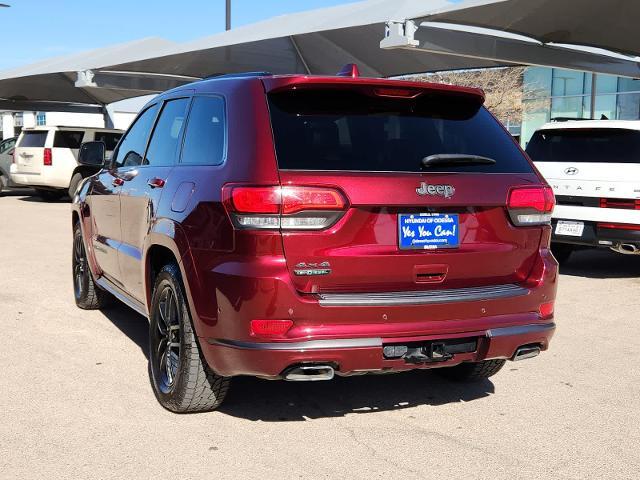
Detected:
left=71, top=70, right=557, bottom=413
left=0, top=136, right=18, bottom=194
left=10, top=126, right=123, bottom=200
left=526, top=120, right=640, bottom=263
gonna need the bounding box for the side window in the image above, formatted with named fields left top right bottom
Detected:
left=181, top=96, right=226, bottom=165
left=144, top=98, right=190, bottom=167
left=54, top=131, right=84, bottom=149
left=94, top=132, right=123, bottom=151
left=112, top=104, right=159, bottom=168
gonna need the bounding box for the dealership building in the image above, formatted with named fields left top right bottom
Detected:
left=521, top=67, right=640, bottom=146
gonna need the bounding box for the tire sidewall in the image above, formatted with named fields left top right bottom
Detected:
left=73, top=225, right=90, bottom=305
left=149, top=266, right=195, bottom=409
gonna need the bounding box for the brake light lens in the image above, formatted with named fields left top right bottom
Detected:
left=223, top=185, right=347, bottom=231
left=507, top=186, right=555, bottom=226
left=597, top=222, right=640, bottom=231
left=43, top=148, right=52, bottom=166
left=250, top=319, right=293, bottom=337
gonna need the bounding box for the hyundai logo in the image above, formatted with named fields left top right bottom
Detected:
left=564, top=167, right=579, bottom=176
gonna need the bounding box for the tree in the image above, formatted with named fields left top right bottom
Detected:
left=414, top=67, right=527, bottom=127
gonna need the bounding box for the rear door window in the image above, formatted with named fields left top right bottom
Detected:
left=144, top=97, right=190, bottom=167
left=93, top=132, right=123, bottom=151
left=180, top=96, right=226, bottom=165
left=112, top=104, right=159, bottom=168
left=268, top=89, right=532, bottom=174
left=18, top=131, right=47, bottom=148
left=526, top=128, right=640, bottom=163
left=54, top=131, right=85, bottom=149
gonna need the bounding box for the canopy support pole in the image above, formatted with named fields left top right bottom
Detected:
left=289, top=36, right=311, bottom=74
left=590, top=73, right=597, bottom=119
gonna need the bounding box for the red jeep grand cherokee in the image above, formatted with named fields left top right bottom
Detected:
left=71, top=70, right=557, bottom=413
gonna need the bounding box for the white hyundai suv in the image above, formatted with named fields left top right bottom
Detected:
left=526, top=119, right=640, bottom=263
left=10, top=126, right=122, bottom=200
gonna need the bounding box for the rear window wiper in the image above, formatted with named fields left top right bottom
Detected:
left=421, top=154, right=497, bottom=168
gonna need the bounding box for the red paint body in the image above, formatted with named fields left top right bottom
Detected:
left=72, top=73, right=557, bottom=379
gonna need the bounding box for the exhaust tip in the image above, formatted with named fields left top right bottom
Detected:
left=611, top=243, right=640, bottom=255
left=284, top=365, right=335, bottom=382
left=512, top=345, right=541, bottom=362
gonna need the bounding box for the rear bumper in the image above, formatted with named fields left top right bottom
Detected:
left=190, top=244, right=558, bottom=378
left=202, top=322, right=555, bottom=378
left=552, top=218, right=640, bottom=247
left=10, top=169, right=69, bottom=189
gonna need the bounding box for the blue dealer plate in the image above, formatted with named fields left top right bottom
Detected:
left=398, top=213, right=460, bottom=250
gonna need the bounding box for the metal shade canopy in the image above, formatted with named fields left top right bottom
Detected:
left=2, top=0, right=640, bottom=113
left=418, top=0, right=640, bottom=58
left=110, top=0, right=505, bottom=79
left=113, top=0, right=640, bottom=81
left=0, top=37, right=180, bottom=112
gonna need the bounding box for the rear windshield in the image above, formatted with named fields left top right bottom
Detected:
left=54, top=131, right=84, bottom=149
left=526, top=128, right=640, bottom=164
left=268, top=89, right=532, bottom=174
left=18, top=131, right=47, bottom=148
left=93, top=132, right=122, bottom=151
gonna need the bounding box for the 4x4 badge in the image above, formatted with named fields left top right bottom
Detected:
left=416, top=182, right=455, bottom=199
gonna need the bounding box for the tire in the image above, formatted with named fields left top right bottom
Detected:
left=435, top=359, right=506, bottom=382
left=0, top=174, right=6, bottom=196
left=68, top=172, right=84, bottom=199
left=72, top=222, right=110, bottom=309
left=35, top=188, right=65, bottom=201
left=149, top=263, right=230, bottom=413
left=551, top=243, right=573, bottom=265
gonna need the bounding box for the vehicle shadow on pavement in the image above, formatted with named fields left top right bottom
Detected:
left=219, top=373, right=495, bottom=421
left=99, top=304, right=495, bottom=420
left=17, top=194, right=69, bottom=203
left=560, top=249, right=640, bottom=279
left=101, top=304, right=150, bottom=358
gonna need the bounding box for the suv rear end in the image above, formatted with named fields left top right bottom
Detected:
left=526, top=120, right=640, bottom=261
left=11, top=126, right=122, bottom=199
left=197, top=75, right=557, bottom=382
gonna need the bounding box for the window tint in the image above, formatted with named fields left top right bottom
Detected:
left=526, top=128, right=640, bottom=164
left=181, top=96, right=226, bottom=165
left=144, top=98, right=190, bottom=167
left=94, top=132, right=122, bottom=151
left=54, top=131, right=84, bottom=149
left=18, top=131, right=47, bottom=148
left=113, top=104, right=158, bottom=168
left=268, top=89, right=532, bottom=174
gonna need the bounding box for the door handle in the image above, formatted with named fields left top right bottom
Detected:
left=112, top=177, right=124, bottom=187
left=147, top=178, right=166, bottom=189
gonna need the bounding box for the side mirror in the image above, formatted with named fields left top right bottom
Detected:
left=78, top=141, right=106, bottom=167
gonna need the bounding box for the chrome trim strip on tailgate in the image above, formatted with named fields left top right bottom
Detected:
left=208, top=338, right=382, bottom=351
left=318, top=284, right=529, bottom=307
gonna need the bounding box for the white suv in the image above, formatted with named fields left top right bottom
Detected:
left=10, top=126, right=122, bottom=200
left=526, top=120, right=640, bottom=263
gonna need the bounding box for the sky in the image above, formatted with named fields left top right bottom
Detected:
left=0, top=0, right=370, bottom=70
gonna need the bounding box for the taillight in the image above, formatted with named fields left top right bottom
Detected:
left=223, top=185, right=348, bottom=230
left=43, top=148, right=52, bottom=166
left=507, top=186, right=555, bottom=226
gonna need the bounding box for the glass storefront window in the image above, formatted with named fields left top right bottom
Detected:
left=523, top=67, right=552, bottom=99
left=552, top=69, right=585, bottom=96
left=617, top=93, right=640, bottom=120
left=551, top=96, right=584, bottom=119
